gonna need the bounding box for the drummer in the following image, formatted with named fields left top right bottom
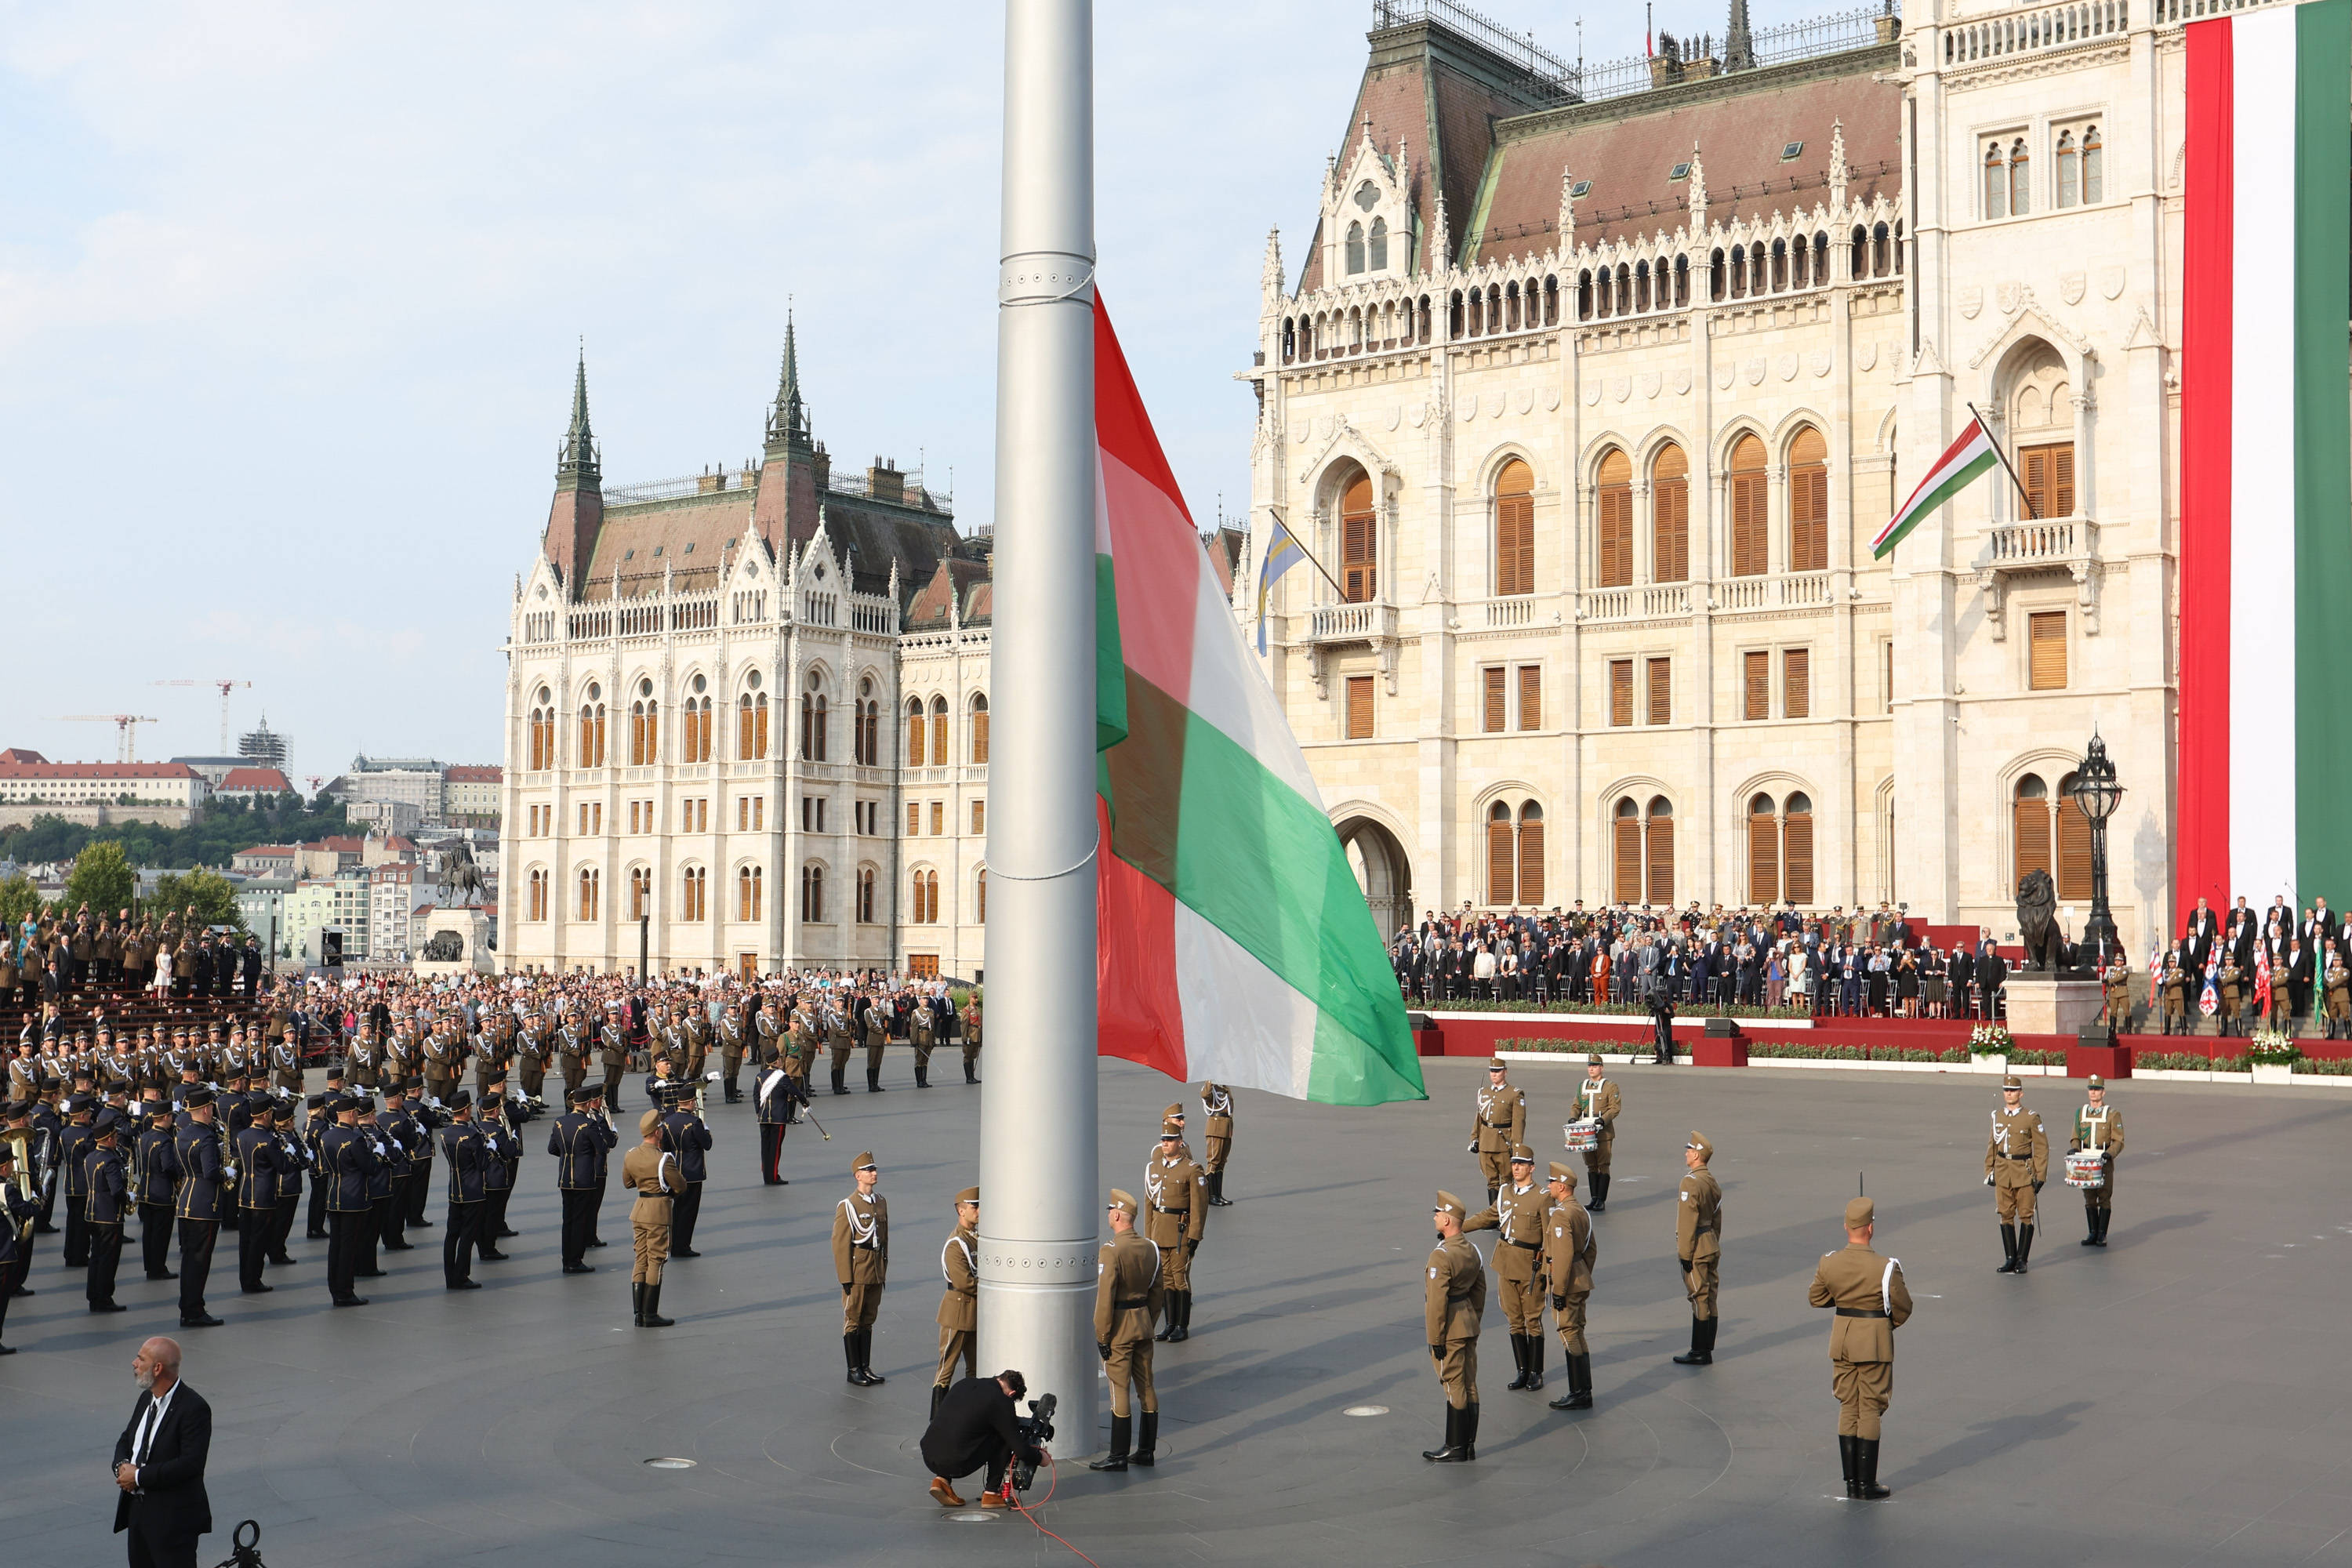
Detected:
left=1573, top=1054, right=1621, bottom=1213
left=2067, top=1074, right=2125, bottom=1248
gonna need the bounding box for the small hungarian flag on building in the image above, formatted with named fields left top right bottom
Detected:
left=1871, top=415, right=1998, bottom=559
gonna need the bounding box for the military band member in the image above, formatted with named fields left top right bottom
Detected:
left=349, top=1029, right=381, bottom=1091
left=136, top=1101, right=180, bottom=1281
left=0, top=1140, right=38, bottom=1351
left=1090, top=1187, right=1165, bottom=1472
left=233, top=1103, right=285, bottom=1295
left=1541, top=1162, right=1597, bottom=1410
left=173, top=1089, right=226, bottom=1328
left=1574, top=1054, right=1621, bottom=1211
left=515, top=1014, right=550, bottom=1105
left=557, top=1011, right=589, bottom=1103
left=422, top=1022, right=463, bottom=1108
left=1672, top=1131, right=1722, bottom=1367
left=59, top=1094, right=95, bottom=1269
left=1145, top=1118, right=1206, bottom=1342
left=656, top=1088, right=712, bottom=1258
left=833, top=1152, right=889, bottom=1385
left=622, top=1107, right=685, bottom=1327
left=1200, top=1082, right=1235, bottom=1206
left=1984, top=1075, right=2048, bottom=1274
left=1807, top=1196, right=1912, bottom=1501
left=321, top=1095, right=379, bottom=1307
left=376, top=1084, right=419, bottom=1247
left=960, top=996, right=982, bottom=1084
left=2069, top=1074, right=2125, bottom=1247
left=754, top=1060, right=793, bottom=1185
left=550, top=1086, right=618, bottom=1273
left=477, top=1088, right=519, bottom=1257
left=1468, top=1057, right=1526, bottom=1207
left=1422, top=1190, right=1486, bottom=1463
left=1464, top=1144, right=1548, bottom=1392
left=935, top=1187, right=981, bottom=1419
left=270, top=1033, right=302, bottom=1095
left=84, top=1111, right=129, bottom=1313
left=437, top=1093, right=486, bottom=1290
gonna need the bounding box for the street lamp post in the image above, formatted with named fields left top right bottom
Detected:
left=2070, top=732, right=2125, bottom=971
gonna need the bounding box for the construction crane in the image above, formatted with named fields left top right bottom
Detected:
left=151, top=678, right=252, bottom=753
left=56, top=715, right=162, bottom=764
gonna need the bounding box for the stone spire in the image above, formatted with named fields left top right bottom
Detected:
left=1686, top=143, right=1708, bottom=237
left=754, top=310, right=822, bottom=552
left=767, top=310, right=810, bottom=450
left=555, top=344, right=600, bottom=494
left=1432, top=191, right=1451, bottom=274
left=1557, top=166, right=1577, bottom=253
left=1261, top=227, right=1285, bottom=305
left=1724, top=0, right=1756, bottom=71
left=543, top=343, right=604, bottom=595
left=1828, top=118, right=1849, bottom=209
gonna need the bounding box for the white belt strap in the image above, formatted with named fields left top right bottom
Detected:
left=1881, top=1258, right=1898, bottom=1316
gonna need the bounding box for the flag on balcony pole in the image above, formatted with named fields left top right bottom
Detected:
left=1870, top=414, right=1997, bottom=560
left=1254, top=515, right=1305, bottom=655
left=1092, top=296, right=1424, bottom=1107
left=2179, top=0, right=2352, bottom=916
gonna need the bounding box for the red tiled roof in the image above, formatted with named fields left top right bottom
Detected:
left=237, top=845, right=298, bottom=858
left=218, top=768, right=292, bottom=792
left=0, top=748, right=47, bottom=764
left=444, top=765, right=503, bottom=782
left=0, top=760, right=200, bottom=780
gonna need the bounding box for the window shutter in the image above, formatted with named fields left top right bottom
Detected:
left=1496, top=492, right=1534, bottom=596
left=1610, top=660, right=1634, bottom=727
left=1791, top=463, right=1828, bottom=572
left=1345, top=676, right=1374, bottom=739
left=2028, top=612, right=2067, bottom=690
left=1488, top=820, right=1515, bottom=906
left=1613, top=818, right=1643, bottom=903
left=2056, top=795, right=2092, bottom=901
left=1784, top=648, right=1810, bottom=718
left=1598, top=485, right=1632, bottom=587
left=1783, top=809, right=1815, bottom=903
left=1518, top=665, right=1541, bottom=731
left=1653, top=474, right=1689, bottom=583
left=2052, top=443, right=2074, bottom=517
left=1731, top=472, right=1768, bottom=576
left=1748, top=811, right=1780, bottom=904
left=1517, top=818, right=1545, bottom=906
left=1648, top=657, right=1672, bottom=725
left=1483, top=667, right=1507, bottom=733
left=972, top=710, right=989, bottom=764
left=1645, top=815, right=1675, bottom=905
left=1744, top=651, right=1769, bottom=721
left=2015, top=799, right=2053, bottom=885
left=2022, top=446, right=2047, bottom=519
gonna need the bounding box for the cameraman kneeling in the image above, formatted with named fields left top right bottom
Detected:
left=921, top=1369, right=1045, bottom=1509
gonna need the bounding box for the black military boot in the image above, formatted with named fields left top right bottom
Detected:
left=1504, top=1334, right=1530, bottom=1391
left=630, top=1282, right=645, bottom=1327
left=830, top=1066, right=849, bottom=1097
left=1422, top=1405, right=1466, bottom=1462
left=1156, top=1294, right=1177, bottom=1341
left=857, top=1327, right=885, bottom=1385
left=931, top=1384, right=949, bottom=1420
left=1206, top=1172, right=1230, bottom=1207
left=2094, top=1209, right=2112, bottom=1246
left=844, top=1331, right=864, bottom=1384
left=914, top=1061, right=929, bottom=1088
left=642, top=1283, right=672, bottom=1327
left=2013, top=1225, right=2034, bottom=1274
left=1170, top=1289, right=1192, bottom=1342
left=1588, top=1173, right=1608, bottom=1212
left=866, top=1067, right=884, bottom=1093
left=1458, top=1403, right=1479, bottom=1461
left=1838, top=1434, right=1860, bottom=1498
left=2082, top=1205, right=2100, bottom=1246
left=1089, top=1415, right=1131, bottom=1472
left=1673, top=1316, right=1713, bottom=1365
left=1567, top=1352, right=1595, bottom=1409
left=1523, top=1333, right=1544, bottom=1391
left=1854, top=1437, right=1891, bottom=1500
left=963, top=1060, right=978, bottom=1084
left=1131, top=1412, right=1157, bottom=1466
left=1996, top=1223, right=2019, bottom=1272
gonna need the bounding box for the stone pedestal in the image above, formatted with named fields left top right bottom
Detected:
left=412, top=906, right=494, bottom=978
left=2003, top=975, right=2104, bottom=1038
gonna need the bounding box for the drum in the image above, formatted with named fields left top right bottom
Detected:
left=1563, top=1118, right=1602, bottom=1153
left=2064, top=1149, right=2107, bottom=1189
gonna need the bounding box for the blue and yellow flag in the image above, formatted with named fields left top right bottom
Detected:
left=1254, top=516, right=1305, bottom=655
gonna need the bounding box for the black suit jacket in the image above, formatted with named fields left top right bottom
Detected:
left=111, top=1383, right=213, bottom=1541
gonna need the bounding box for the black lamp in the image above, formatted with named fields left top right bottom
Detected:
left=2071, top=731, right=2124, bottom=971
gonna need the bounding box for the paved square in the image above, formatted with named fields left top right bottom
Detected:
left=7, top=1058, right=2351, bottom=1566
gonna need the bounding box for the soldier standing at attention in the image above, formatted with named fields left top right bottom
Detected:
left=550, top=1086, right=618, bottom=1275
left=960, top=996, right=982, bottom=1084
left=1144, top=1118, right=1206, bottom=1342
left=1984, top=1075, right=2048, bottom=1274
left=753, top=1058, right=793, bottom=1185
left=1808, top=1196, right=1911, bottom=1501
left=827, top=1003, right=857, bottom=1098
left=621, top=1108, right=684, bottom=1327
left=437, top=1093, right=485, bottom=1292
left=1468, top=1057, right=1526, bottom=1208
left=1463, top=1145, right=1548, bottom=1393
left=84, top=1111, right=129, bottom=1314
left=1541, top=1161, right=1597, bottom=1410
left=833, top=1152, right=889, bottom=1385
left=1574, top=1054, right=1621, bottom=1211
left=717, top=1002, right=747, bottom=1103
left=1672, top=1131, right=1722, bottom=1367
left=2103, top=954, right=2133, bottom=1032
left=655, top=1087, right=711, bottom=1258
left=1089, top=1187, right=1166, bottom=1472
left=933, top=1187, right=981, bottom=1419
left=557, top=1010, right=588, bottom=1104
left=599, top=1006, right=631, bottom=1110
left=1199, top=1082, right=1235, bottom=1206
left=2069, top=1074, right=2125, bottom=1247
left=909, top=1002, right=936, bottom=1089
left=1422, top=1191, right=1486, bottom=1464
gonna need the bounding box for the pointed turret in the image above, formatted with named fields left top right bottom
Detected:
left=767, top=310, right=810, bottom=449
left=1724, top=0, right=1755, bottom=71
left=1686, top=144, right=1708, bottom=237
left=542, top=345, right=604, bottom=597
left=1828, top=119, right=1849, bottom=209
left=1261, top=227, right=1285, bottom=308
left=753, top=309, right=823, bottom=554
left=556, top=347, right=601, bottom=494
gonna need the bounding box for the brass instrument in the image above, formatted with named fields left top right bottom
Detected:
left=3, top=1127, right=33, bottom=1243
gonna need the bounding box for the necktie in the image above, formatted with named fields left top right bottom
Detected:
left=132, top=1396, right=160, bottom=1468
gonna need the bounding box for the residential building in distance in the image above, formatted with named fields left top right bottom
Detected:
left=341, top=756, right=445, bottom=822
left=441, top=764, right=503, bottom=827
left=0, top=754, right=209, bottom=808
left=346, top=797, right=424, bottom=836
left=368, top=860, right=423, bottom=960
left=214, top=767, right=293, bottom=802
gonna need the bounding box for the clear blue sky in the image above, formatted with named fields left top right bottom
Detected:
left=0, top=1, right=1832, bottom=779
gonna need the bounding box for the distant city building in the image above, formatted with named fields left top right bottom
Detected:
left=169, top=756, right=250, bottom=789
left=215, top=767, right=293, bottom=802
left=441, top=764, right=503, bottom=827
left=342, top=756, right=445, bottom=822
left=231, top=845, right=300, bottom=877
left=368, top=860, right=423, bottom=960
left=0, top=753, right=209, bottom=808
left=238, top=719, right=289, bottom=772
left=346, top=797, right=424, bottom=835
left=280, top=869, right=371, bottom=964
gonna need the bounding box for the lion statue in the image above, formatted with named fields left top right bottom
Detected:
left=2015, top=867, right=2063, bottom=971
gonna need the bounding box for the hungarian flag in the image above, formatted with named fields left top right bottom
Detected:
left=1871, top=415, right=1997, bottom=559
left=1092, top=299, right=1424, bottom=1105
left=2199, top=960, right=2220, bottom=1018
left=2179, top=0, right=2352, bottom=912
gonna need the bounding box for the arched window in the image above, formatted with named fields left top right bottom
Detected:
left=970, top=693, right=990, bottom=763
left=856, top=866, right=876, bottom=924
left=1651, top=444, right=1689, bottom=584
left=1595, top=448, right=1633, bottom=588
left=1984, top=142, right=2005, bottom=218
left=1517, top=802, right=1545, bottom=906
left=1634, top=260, right=1651, bottom=313
left=737, top=674, right=768, bottom=760
left=579, top=683, right=606, bottom=768
left=1644, top=797, right=1675, bottom=906
left=1345, top=220, right=1366, bottom=274
left=1449, top=289, right=1464, bottom=336
left=1770, top=238, right=1788, bottom=292
left=1813, top=231, right=1828, bottom=283
left=577, top=867, right=599, bottom=921
left=929, top=695, right=949, bottom=766
left=975, top=869, right=987, bottom=924
left=1728, top=434, right=1768, bottom=577
left=629, top=866, right=652, bottom=921
left=1543, top=274, right=1559, bottom=324
left=684, top=674, right=712, bottom=763
left=1613, top=797, right=1643, bottom=904
left=855, top=677, right=879, bottom=767
left=2008, top=140, right=2030, bottom=218
left=913, top=869, right=939, bottom=924
left=1577, top=270, right=1593, bottom=320
left=1748, top=793, right=1780, bottom=905
left=1368, top=216, right=1389, bottom=271
left=800, top=670, right=828, bottom=762
left=527, top=868, right=547, bottom=921
left=1872, top=221, right=1892, bottom=277
left=1708, top=249, right=1726, bottom=302
left=2081, top=125, right=2102, bottom=204
left=1791, top=236, right=1808, bottom=289
left=2056, top=131, right=2078, bottom=209
left=528, top=689, right=554, bottom=772
left=681, top=866, right=706, bottom=922
left=1851, top=224, right=1870, bottom=278
left=1339, top=468, right=1377, bottom=603
left=1788, top=426, right=1828, bottom=572
left=1493, top=459, right=1534, bottom=597
left=1784, top=793, right=1815, bottom=904
left=1487, top=800, right=1515, bottom=906
left=2055, top=771, right=2092, bottom=902
left=905, top=698, right=927, bottom=768
left=1417, top=293, right=1432, bottom=344
left=1730, top=244, right=1747, bottom=299
left=2013, top=774, right=2053, bottom=888
left=630, top=679, right=659, bottom=766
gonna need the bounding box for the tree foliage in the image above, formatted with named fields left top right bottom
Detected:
left=64, top=840, right=136, bottom=913
left=0, top=796, right=354, bottom=872
left=151, top=867, right=248, bottom=934
left=0, top=872, right=37, bottom=927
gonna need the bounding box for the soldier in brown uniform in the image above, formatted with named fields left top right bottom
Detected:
left=1468, top=1057, right=1526, bottom=1207
left=2068, top=1074, right=2125, bottom=1246
left=598, top=1006, right=630, bottom=1109
left=1807, top=1196, right=1912, bottom=1499
left=715, top=1004, right=746, bottom=1102
left=2216, top=957, right=2245, bottom=1036
left=1199, top=1082, right=1235, bottom=1205
left=826, top=1004, right=856, bottom=1097
left=1673, top=1131, right=1722, bottom=1367
left=1088, top=1187, right=1166, bottom=1473
left=2103, top=956, right=2134, bottom=1033
left=1541, top=1161, right=1598, bottom=1410
left=620, top=1108, right=684, bottom=1328
left=1422, top=1190, right=1486, bottom=1463
left=1984, top=1074, right=2048, bottom=1273
left=860, top=996, right=890, bottom=1093
left=1144, top=1119, right=1206, bottom=1341
left=832, top=1151, right=888, bottom=1385
left=909, top=1002, right=936, bottom=1089
left=933, top=1186, right=980, bottom=1418
left=1574, top=1054, right=1621, bottom=1210
left=2160, top=958, right=2190, bottom=1035
left=960, top=996, right=982, bottom=1083
left=1463, top=1145, right=1548, bottom=1393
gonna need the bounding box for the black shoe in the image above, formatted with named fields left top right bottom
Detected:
left=1673, top=1317, right=1715, bottom=1366
left=2014, top=1225, right=2034, bottom=1275
left=1089, top=1415, right=1131, bottom=1472
left=333, top=1295, right=369, bottom=1307
left=1423, top=1405, right=1468, bottom=1462
left=358, top=1268, right=386, bottom=1278
left=384, top=1241, right=413, bottom=1252
left=498, top=1229, right=520, bottom=1239
left=270, top=1255, right=297, bottom=1266
left=1996, top=1223, right=2018, bottom=1273
left=1854, top=1437, right=1891, bottom=1500
left=1132, top=1412, right=1158, bottom=1466
left=180, top=1313, right=223, bottom=1328
left=478, top=1250, right=510, bottom=1261
left=90, top=1301, right=129, bottom=1312
left=306, top=1230, right=328, bottom=1240
left=563, top=1262, right=594, bottom=1274
left=642, top=1283, right=672, bottom=1327
left=586, top=1238, right=607, bottom=1248
left=9, top=1285, right=29, bottom=1297
left=146, top=1272, right=176, bottom=1281
left=1505, top=1333, right=1531, bottom=1391
left=241, top=1283, right=274, bottom=1294
left=1839, top=1434, right=1860, bottom=1498
left=671, top=1247, right=700, bottom=1259
left=447, top=1279, right=481, bottom=1291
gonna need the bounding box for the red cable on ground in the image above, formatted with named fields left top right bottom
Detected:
left=1008, top=1454, right=1102, bottom=1568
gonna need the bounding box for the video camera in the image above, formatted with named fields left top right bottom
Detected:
left=1009, top=1392, right=1057, bottom=1493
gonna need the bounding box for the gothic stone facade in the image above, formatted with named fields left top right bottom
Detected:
left=1242, top=2, right=2193, bottom=955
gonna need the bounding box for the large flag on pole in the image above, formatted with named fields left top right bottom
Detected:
left=2179, top=0, right=2352, bottom=913
left=1871, top=415, right=1998, bottom=559
left=1091, top=299, right=1424, bottom=1105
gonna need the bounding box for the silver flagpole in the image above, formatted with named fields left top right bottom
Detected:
left=977, top=0, right=1099, bottom=1447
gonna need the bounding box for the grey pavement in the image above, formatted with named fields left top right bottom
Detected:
left=6, top=1058, right=2352, bottom=1566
